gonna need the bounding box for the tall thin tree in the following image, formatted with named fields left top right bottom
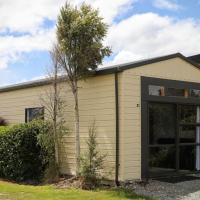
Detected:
left=40, top=46, right=67, bottom=170
left=56, top=3, right=111, bottom=175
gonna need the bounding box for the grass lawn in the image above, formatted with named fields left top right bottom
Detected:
left=0, top=181, right=151, bottom=200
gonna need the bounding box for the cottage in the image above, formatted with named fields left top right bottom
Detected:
left=0, top=53, right=200, bottom=183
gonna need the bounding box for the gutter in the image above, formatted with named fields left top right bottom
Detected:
left=115, top=72, right=120, bottom=186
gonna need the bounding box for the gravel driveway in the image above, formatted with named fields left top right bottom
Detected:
left=126, top=174, right=200, bottom=200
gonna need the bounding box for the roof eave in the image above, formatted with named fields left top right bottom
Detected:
left=0, top=52, right=199, bottom=93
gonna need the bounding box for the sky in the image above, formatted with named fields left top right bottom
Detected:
left=0, top=0, right=200, bottom=86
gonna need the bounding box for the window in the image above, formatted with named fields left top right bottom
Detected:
left=179, top=126, right=196, bottom=143
left=165, top=88, right=186, bottom=97
left=149, top=85, right=164, bottom=96
left=25, top=107, right=44, bottom=122
left=179, top=146, right=196, bottom=170
left=190, top=89, right=200, bottom=98
left=148, top=85, right=200, bottom=99
left=149, top=103, right=176, bottom=145
left=149, top=146, right=176, bottom=170
left=179, top=105, right=197, bottom=123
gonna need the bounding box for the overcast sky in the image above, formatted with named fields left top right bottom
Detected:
left=0, top=0, right=200, bottom=86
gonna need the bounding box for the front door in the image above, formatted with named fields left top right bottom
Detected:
left=148, top=103, right=200, bottom=177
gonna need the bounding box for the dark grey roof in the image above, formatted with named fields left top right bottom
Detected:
left=187, top=54, right=200, bottom=65
left=0, top=52, right=199, bottom=93
left=96, top=53, right=200, bottom=75
left=0, top=76, right=67, bottom=93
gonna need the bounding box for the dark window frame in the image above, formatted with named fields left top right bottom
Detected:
left=25, top=107, right=44, bottom=123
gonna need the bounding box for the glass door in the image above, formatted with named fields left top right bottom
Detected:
left=148, top=103, right=200, bottom=177
left=178, top=105, right=200, bottom=172
left=148, top=103, right=176, bottom=177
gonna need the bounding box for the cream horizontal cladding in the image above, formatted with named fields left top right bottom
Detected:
left=59, top=74, right=116, bottom=177
left=0, top=73, right=117, bottom=179
left=120, top=57, right=200, bottom=180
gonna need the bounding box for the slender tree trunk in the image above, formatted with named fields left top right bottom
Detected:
left=73, top=81, right=80, bottom=176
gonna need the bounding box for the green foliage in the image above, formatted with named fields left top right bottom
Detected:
left=37, top=124, right=55, bottom=166
left=80, top=123, right=106, bottom=189
left=36, top=121, right=58, bottom=183
left=0, top=126, right=10, bottom=134
left=37, top=89, right=69, bottom=182
left=0, top=120, right=50, bottom=182
left=56, top=3, right=111, bottom=80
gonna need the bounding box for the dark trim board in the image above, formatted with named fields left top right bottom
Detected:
left=141, top=76, right=200, bottom=179
left=115, top=72, right=120, bottom=186
left=141, top=99, right=149, bottom=179
left=25, top=108, right=28, bottom=123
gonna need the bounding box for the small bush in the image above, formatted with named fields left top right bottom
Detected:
left=80, top=122, right=106, bottom=189
left=0, top=120, right=50, bottom=182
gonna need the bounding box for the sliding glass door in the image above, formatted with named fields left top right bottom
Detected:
left=148, top=103, right=200, bottom=177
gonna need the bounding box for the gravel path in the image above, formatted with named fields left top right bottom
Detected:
left=126, top=174, right=200, bottom=200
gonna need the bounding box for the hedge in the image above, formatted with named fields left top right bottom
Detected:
left=0, top=121, right=50, bottom=182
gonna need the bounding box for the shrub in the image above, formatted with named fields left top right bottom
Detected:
left=80, top=122, right=106, bottom=189
left=37, top=123, right=59, bottom=183
left=0, top=120, right=50, bottom=182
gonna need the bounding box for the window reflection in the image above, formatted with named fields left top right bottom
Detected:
left=149, top=103, right=176, bottom=145
left=190, top=89, right=200, bottom=98
left=25, top=107, right=44, bottom=122
left=165, top=88, right=186, bottom=97
left=149, top=146, right=176, bottom=170
left=179, top=105, right=196, bottom=123
left=179, top=146, right=196, bottom=170
left=179, top=126, right=196, bottom=143
left=149, top=85, right=164, bottom=96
